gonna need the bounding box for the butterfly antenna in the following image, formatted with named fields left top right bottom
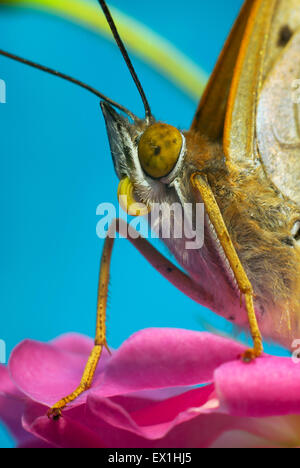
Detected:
left=98, top=0, right=152, bottom=121
left=0, top=49, right=137, bottom=120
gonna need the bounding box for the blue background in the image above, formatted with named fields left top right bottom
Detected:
left=0, top=0, right=289, bottom=447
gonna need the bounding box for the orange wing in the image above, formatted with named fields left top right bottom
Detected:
left=223, top=0, right=276, bottom=165
left=223, top=0, right=300, bottom=205
left=190, top=0, right=254, bottom=141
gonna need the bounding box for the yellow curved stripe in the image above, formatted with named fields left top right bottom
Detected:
left=0, top=0, right=207, bottom=101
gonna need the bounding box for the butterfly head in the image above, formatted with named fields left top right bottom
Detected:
left=101, top=102, right=188, bottom=211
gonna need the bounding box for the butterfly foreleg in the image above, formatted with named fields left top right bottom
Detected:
left=47, top=218, right=212, bottom=419
left=191, top=173, right=263, bottom=361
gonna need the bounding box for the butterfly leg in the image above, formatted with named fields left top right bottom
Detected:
left=47, top=218, right=213, bottom=419
left=47, top=224, right=113, bottom=420
left=242, top=294, right=263, bottom=362
left=191, top=174, right=263, bottom=361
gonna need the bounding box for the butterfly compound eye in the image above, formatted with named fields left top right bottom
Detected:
left=138, top=123, right=183, bottom=178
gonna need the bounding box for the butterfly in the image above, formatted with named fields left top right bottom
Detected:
left=1, top=0, right=300, bottom=419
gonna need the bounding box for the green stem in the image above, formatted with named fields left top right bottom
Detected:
left=0, top=0, right=207, bottom=101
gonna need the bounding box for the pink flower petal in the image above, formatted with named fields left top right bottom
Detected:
left=22, top=402, right=106, bottom=448
left=210, top=429, right=280, bottom=448
left=84, top=399, right=240, bottom=448
left=51, top=333, right=94, bottom=355
left=8, top=329, right=245, bottom=408
left=211, top=415, right=300, bottom=448
left=18, top=438, right=57, bottom=449
left=9, top=339, right=111, bottom=407
left=5, top=328, right=300, bottom=448
left=215, top=356, right=300, bottom=417
left=0, top=365, right=29, bottom=442
left=87, top=385, right=216, bottom=440
left=94, top=329, right=245, bottom=397
left=0, top=364, right=20, bottom=396
left=131, top=385, right=217, bottom=427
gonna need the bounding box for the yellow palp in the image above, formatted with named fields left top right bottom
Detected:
left=117, top=176, right=149, bottom=216
left=138, top=123, right=182, bottom=178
